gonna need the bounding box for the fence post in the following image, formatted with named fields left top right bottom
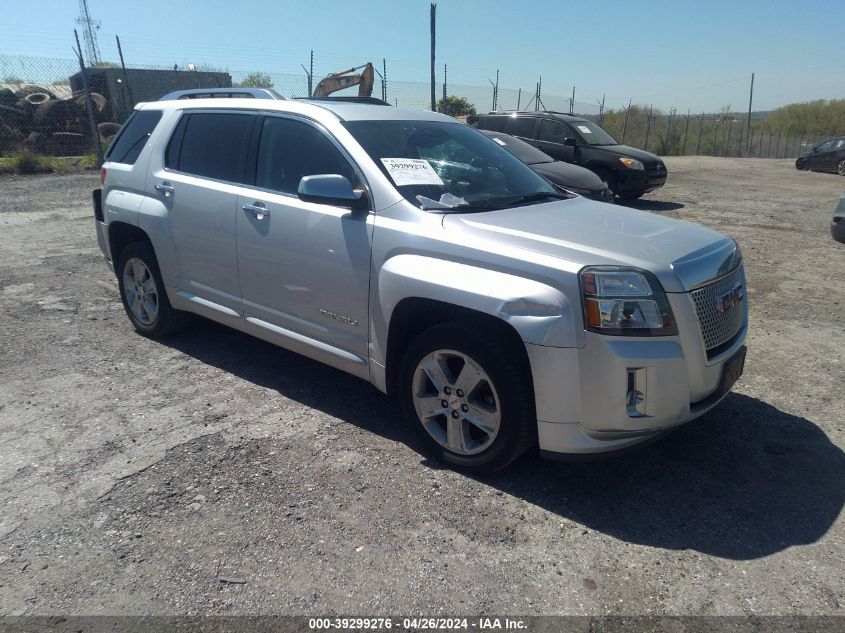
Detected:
left=681, top=109, right=690, bottom=156
left=73, top=29, right=104, bottom=166
left=710, top=115, right=719, bottom=156
left=774, top=132, right=781, bottom=158
left=621, top=99, right=631, bottom=144
left=724, top=119, right=733, bottom=157
left=441, top=63, right=446, bottom=111
left=696, top=115, right=703, bottom=155
left=115, top=35, right=134, bottom=114
left=643, top=105, right=653, bottom=151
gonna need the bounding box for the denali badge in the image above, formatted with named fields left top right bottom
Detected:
left=319, top=309, right=359, bottom=327
left=716, top=284, right=744, bottom=313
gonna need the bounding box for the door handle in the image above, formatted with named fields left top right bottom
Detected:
left=242, top=203, right=270, bottom=219
left=154, top=182, right=175, bottom=196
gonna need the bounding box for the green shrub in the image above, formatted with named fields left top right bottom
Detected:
left=12, top=149, right=42, bottom=174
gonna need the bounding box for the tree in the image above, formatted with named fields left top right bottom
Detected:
left=436, top=95, right=476, bottom=118
left=240, top=72, right=274, bottom=89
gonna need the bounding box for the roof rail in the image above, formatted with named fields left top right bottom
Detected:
left=297, top=96, right=392, bottom=106
left=159, top=87, right=285, bottom=101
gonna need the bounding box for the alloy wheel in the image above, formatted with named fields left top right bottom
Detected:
left=122, top=257, right=159, bottom=326
left=411, top=349, right=501, bottom=455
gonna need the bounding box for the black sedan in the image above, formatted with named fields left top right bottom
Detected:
left=796, top=136, right=845, bottom=175
left=479, top=130, right=614, bottom=203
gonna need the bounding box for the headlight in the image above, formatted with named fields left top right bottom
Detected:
left=580, top=267, right=677, bottom=336
left=619, top=157, right=644, bottom=170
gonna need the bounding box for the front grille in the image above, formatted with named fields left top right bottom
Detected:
left=690, top=267, right=745, bottom=356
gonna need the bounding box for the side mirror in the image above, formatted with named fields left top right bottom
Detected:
left=298, top=174, right=366, bottom=210
left=563, top=137, right=578, bottom=147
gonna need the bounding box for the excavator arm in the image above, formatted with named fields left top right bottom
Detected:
left=312, top=63, right=375, bottom=98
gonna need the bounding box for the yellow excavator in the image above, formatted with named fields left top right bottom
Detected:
left=312, top=63, right=375, bottom=98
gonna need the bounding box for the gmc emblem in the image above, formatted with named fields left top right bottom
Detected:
left=716, top=284, right=744, bottom=313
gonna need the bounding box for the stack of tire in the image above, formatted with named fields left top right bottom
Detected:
left=0, top=84, right=119, bottom=156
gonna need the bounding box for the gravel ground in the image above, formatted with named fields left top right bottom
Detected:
left=0, top=157, right=843, bottom=617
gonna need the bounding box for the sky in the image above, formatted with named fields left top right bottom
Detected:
left=1, top=0, right=842, bottom=113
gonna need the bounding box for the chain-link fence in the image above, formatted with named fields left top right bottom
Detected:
left=1, top=53, right=841, bottom=163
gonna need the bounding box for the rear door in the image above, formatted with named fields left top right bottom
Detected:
left=235, top=114, right=373, bottom=375
left=153, top=110, right=256, bottom=314
left=504, top=116, right=538, bottom=143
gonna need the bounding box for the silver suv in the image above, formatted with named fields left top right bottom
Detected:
left=93, top=91, right=748, bottom=473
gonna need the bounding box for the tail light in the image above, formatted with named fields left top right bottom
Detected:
left=100, top=167, right=107, bottom=186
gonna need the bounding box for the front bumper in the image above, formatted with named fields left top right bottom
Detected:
left=528, top=292, right=747, bottom=456
left=616, top=168, right=667, bottom=195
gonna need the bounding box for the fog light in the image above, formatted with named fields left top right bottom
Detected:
left=626, top=368, right=647, bottom=417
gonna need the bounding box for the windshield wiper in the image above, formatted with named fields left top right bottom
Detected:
left=499, top=191, right=571, bottom=207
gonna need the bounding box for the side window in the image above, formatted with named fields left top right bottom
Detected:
left=834, top=139, right=845, bottom=150
left=105, top=109, right=162, bottom=165
left=256, top=117, right=356, bottom=195
left=505, top=117, right=537, bottom=138
left=539, top=119, right=573, bottom=144
left=175, top=113, right=254, bottom=182
left=817, top=140, right=833, bottom=151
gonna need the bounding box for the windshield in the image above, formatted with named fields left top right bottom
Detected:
left=480, top=130, right=554, bottom=165
left=571, top=120, right=618, bottom=146
left=343, top=120, right=563, bottom=211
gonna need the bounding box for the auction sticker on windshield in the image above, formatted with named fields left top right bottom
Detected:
left=381, top=158, right=445, bottom=186
left=576, top=125, right=592, bottom=134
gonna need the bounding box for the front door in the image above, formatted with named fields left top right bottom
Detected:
left=536, top=119, right=577, bottom=164
left=236, top=115, right=373, bottom=373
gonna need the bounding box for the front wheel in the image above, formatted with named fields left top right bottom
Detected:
left=837, top=159, right=845, bottom=176
left=795, top=157, right=807, bottom=170
left=117, top=241, right=188, bottom=338
left=398, top=322, right=536, bottom=473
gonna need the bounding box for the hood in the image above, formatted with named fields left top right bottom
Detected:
left=592, top=144, right=662, bottom=165
left=531, top=161, right=606, bottom=192
left=443, top=197, right=733, bottom=292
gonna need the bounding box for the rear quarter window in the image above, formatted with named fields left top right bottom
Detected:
left=105, top=109, right=163, bottom=165
left=477, top=116, right=507, bottom=132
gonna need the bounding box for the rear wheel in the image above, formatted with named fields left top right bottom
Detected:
left=117, top=241, right=189, bottom=338
left=398, top=322, right=536, bottom=473
left=837, top=160, right=845, bottom=176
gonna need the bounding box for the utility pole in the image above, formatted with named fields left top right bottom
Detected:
left=76, top=0, right=102, bottom=65
left=598, top=94, right=605, bottom=125
left=745, top=72, right=754, bottom=156
left=382, top=58, right=387, bottom=102
left=696, top=114, right=704, bottom=155
left=570, top=85, right=575, bottom=115
left=310, top=50, right=314, bottom=97
left=430, top=3, right=437, bottom=111
left=516, top=88, right=521, bottom=111
left=494, top=69, right=499, bottom=111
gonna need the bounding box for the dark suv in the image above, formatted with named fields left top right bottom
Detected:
left=477, top=111, right=667, bottom=199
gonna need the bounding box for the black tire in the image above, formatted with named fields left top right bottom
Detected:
left=24, top=92, right=51, bottom=106
left=97, top=121, right=121, bottom=144
left=795, top=158, right=807, bottom=171
left=116, top=241, right=189, bottom=338
left=0, top=104, right=30, bottom=131
left=33, top=99, right=83, bottom=132
left=618, top=192, right=645, bottom=200
left=0, top=88, right=16, bottom=107
left=15, top=85, right=56, bottom=99
left=397, top=321, right=536, bottom=473
left=837, top=160, right=845, bottom=177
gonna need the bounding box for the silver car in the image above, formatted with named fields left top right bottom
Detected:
left=93, top=91, right=748, bottom=473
